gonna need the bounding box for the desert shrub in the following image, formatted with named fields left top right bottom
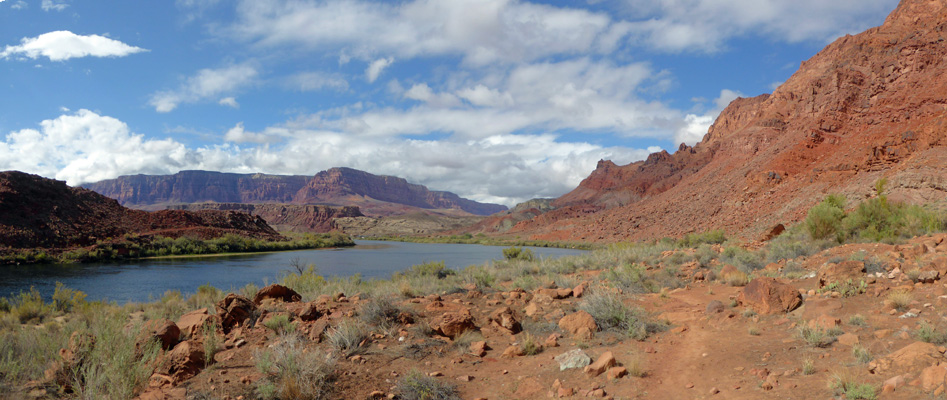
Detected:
left=602, top=263, right=682, bottom=294
left=886, top=290, right=913, bottom=312
left=802, top=358, right=815, bottom=375
left=451, top=330, right=484, bottom=354
left=11, top=287, right=52, bottom=324
left=396, top=369, right=460, bottom=400
left=398, top=261, right=456, bottom=279
left=73, top=309, right=161, bottom=399
left=255, top=332, right=335, bottom=400
left=51, top=282, right=88, bottom=313
left=694, top=244, right=717, bottom=267
left=502, top=247, right=535, bottom=261
left=203, top=321, right=221, bottom=365
left=915, top=321, right=947, bottom=344
left=464, top=266, right=496, bottom=290
left=766, top=227, right=822, bottom=262
left=724, top=270, right=750, bottom=287
left=720, top=247, right=766, bottom=273
left=798, top=325, right=834, bottom=348
left=360, top=297, right=410, bottom=331
left=187, top=284, right=221, bottom=310
left=511, top=275, right=540, bottom=291
left=677, top=230, right=727, bottom=248
left=521, top=333, right=542, bottom=356
left=326, top=320, right=368, bottom=357
left=578, top=290, right=664, bottom=340
left=852, top=344, right=872, bottom=364
left=280, top=266, right=327, bottom=297
left=806, top=194, right=847, bottom=241
left=829, top=371, right=877, bottom=400
left=848, top=314, right=867, bottom=327
left=263, top=315, right=295, bottom=335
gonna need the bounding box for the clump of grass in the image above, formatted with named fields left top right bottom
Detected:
left=522, top=333, right=542, bottom=356
left=396, top=369, right=461, bottom=400
left=829, top=371, right=877, bottom=400
left=886, top=290, right=913, bottom=312
left=359, top=297, right=410, bottom=332
left=798, top=325, right=834, bottom=348
left=802, top=358, right=816, bottom=375
left=748, top=327, right=760, bottom=336
left=202, top=320, right=221, bottom=365
left=724, top=270, right=750, bottom=287
left=451, top=330, right=484, bottom=354
left=578, top=290, right=665, bottom=341
left=677, top=230, right=727, bottom=248
left=602, top=263, right=682, bottom=294
left=397, top=261, right=457, bottom=279
left=187, top=283, right=221, bottom=310
left=852, top=344, right=871, bottom=364
left=326, top=320, right=369, bottom=357
left=255, top=332, right=335, bottom=400
left=626, top=351, right=648, bottom=377
left=741, top=308, right=757, bottom=318
left=905, top=269, right=922, bottom=283
left=914, top=321, right=947, bottom=344
left=263, top=314, right=296, bottom=335
left=848, top=314, right=867, bottom=327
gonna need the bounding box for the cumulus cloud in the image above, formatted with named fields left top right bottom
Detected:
left=41, top=0, right=67, bottom=11
left=1, top=31, right=147, bottom=61
left=1, top=110, right=654, bottom=205
left=674, top=89, right=742, bottom=146
left=620, top=0, right=898, bottom=52
left=149, top=64, right=258, bottom=112
left=11, top=1, right=27, bottom=9
left=231, top=0, right=618, bottom=65
left=365, top=57, right=393, bottom=83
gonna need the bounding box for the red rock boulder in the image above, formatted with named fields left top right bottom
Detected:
left=818, top=261, right=866, bottom=288
left=558, top=310, right=597, bottom=339
left=140, top=319, right=180, bottom=350
left=737, top=277, right=802, bottom=315
left=430, top=309, right=476, bottom=339
left=253, top=284, right=301, bottom=305
left=215, top=293, right=256, bottom=332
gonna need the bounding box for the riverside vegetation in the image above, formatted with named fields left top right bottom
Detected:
left=0, top=232, right=354, bottom=265
left=3, top=189, right=947, bottom=399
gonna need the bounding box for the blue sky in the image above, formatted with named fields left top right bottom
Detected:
left=0, top=0, right=898, bottom=206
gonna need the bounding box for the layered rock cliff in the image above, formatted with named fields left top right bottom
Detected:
left=169, top=203, right=364, bottom=233
left=86, top=168, right=506, bottom=217
left=508, top=0, right=947, bottom=242
left=0, top=171, right=281, bottom=249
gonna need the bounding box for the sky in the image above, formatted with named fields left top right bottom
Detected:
left=0, top=0, right=899, bottom=206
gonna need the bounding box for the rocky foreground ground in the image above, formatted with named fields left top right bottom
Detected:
left=24, top=233, right=947, bottom=400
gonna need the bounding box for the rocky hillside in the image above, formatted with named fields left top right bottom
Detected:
left=507, top=0, right=947, bottom=242
left=0, top=171, right=281, bottom=249
left=85, top=168, right=507, bottom=217
left=169, top=203, right=364, bottom=233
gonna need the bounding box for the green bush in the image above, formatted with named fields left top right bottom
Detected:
left=578, top=290, right=664, bottom=340
left=677, top=230, right=727, bottom=248
left=398, top=261, right=455, bottom=279
left=255, top=333, right=335, bottom=400
left=805, top=194, right=846, bottom=241
left=502, top=247, right=535, bottom=261
left=326, top=320, right=368, bottom=357
left=51, top=282, right=88, bottom=313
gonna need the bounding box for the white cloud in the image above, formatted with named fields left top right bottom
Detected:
left=287, top=71, right=348, bottom=92
left=1, top=31, right=147, bottom=61
left=0, top=110, right=189, bottom=185
left=365, top=57, right=393, bottom=83
left=218, top=97, right=239, bottom=108
left=674, top=89, right=742, bottom=146
left=620, top=0, right=898, bottom=52
left=223, top=122, right=280, bottom=144
left=11, top=1, right=27, bottom=9
left=149, top=64, right=258, bottom=112
left=232, top=0, right=619, bottom=65
left=41, top=0, right=67, bottom=12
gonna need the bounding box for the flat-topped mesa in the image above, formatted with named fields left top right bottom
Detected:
left=505, top=0, right=947, bottom=242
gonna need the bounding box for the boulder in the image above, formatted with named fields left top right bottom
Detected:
left=163, top=340, right=205, bottom=384
left=430, top=309, right=476, bottom=339
left=176, top=308, right=213, bottom=338
left=737, top=277, right=802, bottom=315
left=296, top=302, right=324, bottom=322
left=215, top=294, right=256, bottom=332
left=917, top=270, right=940, bottom=284
left=555, top=349, right=591, bottom=371
left=807, top=314, right=840, bottom=330
left=584, top=351, right=616, bottom=377
left=818, top=261, right=866, bottom=288
left=469, top=341, right=488, bottom=357
left=140, top=319, right=180, bottom=350
left=922, top=363, right=947, bottom=393
left=558, top=311, right=597, bottom=339
left=490, top=307, right=522, bottom=334
left=705, top=300, right=725, bottom=315
left=869, top=342, right=945, bottom=374
left=253, top=284, right=301, bottom=305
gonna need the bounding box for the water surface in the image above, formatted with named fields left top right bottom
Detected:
left=0, top=240, right=584, bottom=303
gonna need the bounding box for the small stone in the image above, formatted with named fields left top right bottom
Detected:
left=555, top=349, right=591, bottom=371
left=709, top=387, right=720, bottom=395
left=428, top=371, right=443, bottom=377
left=457, top=375, right=473, bottom=382
left=685, top=383, right=694, bottom=389
left=607, top=367, right=627, bottom=380
left=584, top=351, right=616, bottom=377
left=557, top=387, right=574, bottom=397
left=369, top=390, right=385, bottom=398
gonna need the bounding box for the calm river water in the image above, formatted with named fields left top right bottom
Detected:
left=0, top=241, right=584, bottom=303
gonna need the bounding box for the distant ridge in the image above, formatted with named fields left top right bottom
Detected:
left=84, top=167, right=507, bottom=217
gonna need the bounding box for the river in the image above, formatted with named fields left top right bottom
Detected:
left=0, top=241, right=585, bottom=303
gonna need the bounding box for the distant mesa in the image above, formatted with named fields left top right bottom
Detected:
left=84, top=167, right=507, bottom=217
